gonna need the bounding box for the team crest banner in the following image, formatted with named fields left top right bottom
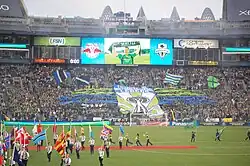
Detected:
left=113, top=85, right=164, bottom=118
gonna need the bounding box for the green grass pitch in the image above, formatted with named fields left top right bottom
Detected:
left=105, top=54, right=150, bottom=64
left=7, top=126, right=250, bottom=166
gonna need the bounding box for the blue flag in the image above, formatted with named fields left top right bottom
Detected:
left=4, top=134, right=11, bottom=149
left=32, top=130, right=46, bottom=145
left=119, top=125, right=125, bottom=135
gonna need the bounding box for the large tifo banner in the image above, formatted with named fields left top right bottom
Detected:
left=81, top=38, right=173, bottom=65
left=113, top=85, right=164, bottom=118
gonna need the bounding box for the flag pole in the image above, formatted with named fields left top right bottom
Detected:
left=45, top=127, right=49, bottom=147
left=0, top=120, right=3, bottom=140
left=123, top=0, right=126, bottom=23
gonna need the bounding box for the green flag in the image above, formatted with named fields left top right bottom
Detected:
left=118, top=79, right=127, bottom=86
left=207, top=76, right=220, bottom=89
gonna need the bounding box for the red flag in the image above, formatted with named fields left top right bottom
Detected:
left=52, top=122, right=57, bottom=134
left=0, top=156, right=3, bottom=165
left=37, top=123, right=42, bottom=134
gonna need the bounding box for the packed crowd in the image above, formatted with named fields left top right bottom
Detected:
left=0, top=64, right=249, bottom=122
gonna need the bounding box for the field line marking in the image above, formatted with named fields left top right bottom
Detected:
left=133, top=149, right=250, bottom=156
left=155, top=141, right=249, bottom=144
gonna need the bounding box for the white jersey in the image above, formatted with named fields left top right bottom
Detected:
left=64, top=157, right=71, bottom=166
left=46, top=145, right=52, bottom=153
left=119, top=136, right=123, bottom=142
left=98, top=150, right=104, bottom=158
left=89, top=139, right=95, bottom=145
left=75, top=142, right=81, bottom=150
left=20, top=151, right=29, bottom=160
left=69, top=139, right=74, bottom=145
left=80, top=136, right=86, bottom=142
left=54, top=134, right=58, bottom=140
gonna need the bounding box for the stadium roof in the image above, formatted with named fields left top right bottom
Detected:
left=0, top=0, right=28, bottom=18
left=170, top=6, right=180, bottom=21
left=136, top=6, right=146, bottom=20
left=201, top=7, right=215, bottom=20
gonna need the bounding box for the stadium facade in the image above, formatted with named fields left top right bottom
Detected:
left=0, top=0, right=250, bottom=67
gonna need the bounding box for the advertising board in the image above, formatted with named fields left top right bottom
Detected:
left=150, top=39, right=173, bottom=65
left=174, top=39, right=219, bottom=49
left=227, top=0, right=250, bottom=21
left=34, top=59, right=65, bottom=64
left=81, top=38, right=105, bottom=64
left=34, top=37, right=80, bottom=46
left=80, top=37, right=173, bottom=65
left=104, top=38, right=150, bottom=64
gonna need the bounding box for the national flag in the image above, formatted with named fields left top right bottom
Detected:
left=54, top=139, right=66, bottom=156
left=73, top=127, right=77, bottom=138
left=119, top=125, right=125, bottom=135
left=89, top=125, right=94, bottom=139
left=207, top=76, right=220, bottom=89
left=15, top=127, right=32, bottom=145
left=80, top=127, right=84, bottom=135
left=100, top=123, right=113, bottom=139
left=164, top=73, right=183, bottom=85
left=219, top=127, right=226, bottom=136
left=76, top=76, right=90, bottom=86
left=11, top=126, right=18, bottom=138
left=4, top=134, right=11, bottom=149
left=104, top=124, right=113, bottom=133
left=32, top=130, right=46, bottom=145
left=66, top=125, right=71, bottom=139
left=0, top=156, right=3, bottom=165
left=53, top=70, right=71, bottom=85
left=13, top=145, right=22, bottom=165
left=52, top=121, right=57, bottom=134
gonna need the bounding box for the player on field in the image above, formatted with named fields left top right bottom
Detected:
left=215, top=128, right=225, bottom=141
left=135, top=133, right=142, bottom=146
left=191, top=131, right=196, bottom=142
left=98, top=147, right=104, bottom=166
left=109, top=134, right=115, bottom=144
left=245, top=129, right=250, bottom=141
left=125, top=133, right=133, bottom=147
left=144, top=132, right=153, bottom=146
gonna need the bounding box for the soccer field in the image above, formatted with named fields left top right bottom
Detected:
left=8, top=126, right=250, bottom=166
left=105, top=54, right=150, bottom=64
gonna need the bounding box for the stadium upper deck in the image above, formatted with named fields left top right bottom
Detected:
left=0, top=0, right=250, bottom=38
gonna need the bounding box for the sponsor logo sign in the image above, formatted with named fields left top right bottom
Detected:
left=0, top=5, right=9, bottom=11
left=200, top=122, right=219, bottom=126
left=188, top=61, right=218, bottom=66
left=227, top=0, right=250, bottom=21
left=34, top=59, right=65, bottom=64
left=174, top=39, right=219, bottom=49
left=49, top=37, right=65, bottom=46
left=69, top=59, right=80, bottom=64
left=231, top=122, right=245, bottom=126
left=34, top=37, right=80, bottom=46
left=205, top=118, right=220, bottom=123
left=171, top=122, right=193, bottom=126
left=155, top=43, right=170, bottom=58
left=113, top=122, right=137, bottom=126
